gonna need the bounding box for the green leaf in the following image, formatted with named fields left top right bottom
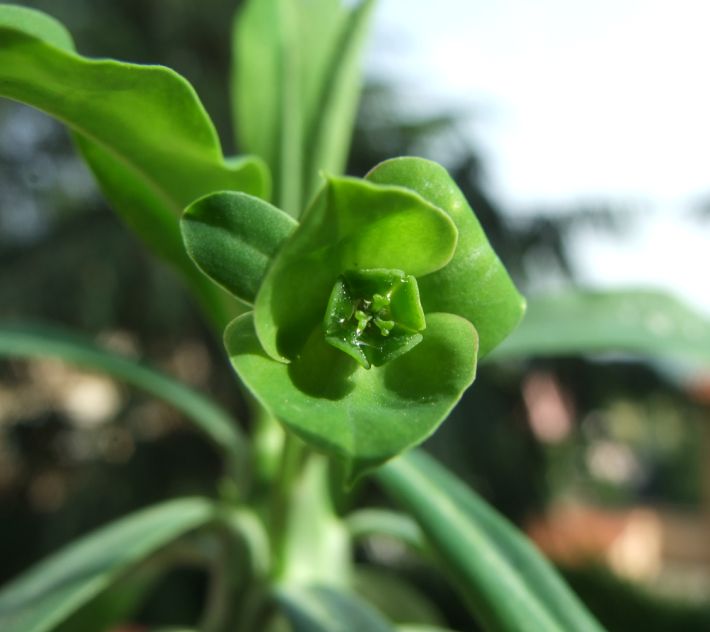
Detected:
left=366, top=157, right=526, bottom=358
left=182, top=191, right=297, bottom=304
left=0, top=6, right=269, bottom=328
left=226, top=312, right=476, bottom=480
left=254, top=176, right=458, bottom=361
left=490, top=288, right=710, bottom=367
left=0, top=324, right=247, bottom=482
left=232, top=0, right=375, bottom=213
left=71, top=135, right=237, bottom=329
left=0, top=498, right=217, bottom=632
left=303, top=0, right=377, bottom=202
left=274, top=584, right=397, bottom=632
left=397, top=626, right=459, bottom=632
left=0, top=3, right=73, bottom=50
left=353, top=567, right=445, bottom=626
left=377, top=450, right=604, bottom=632
left=233, top=0, right=304, bottom=215
left=345, top=509, right=425, bottom=553
left=54, top=566, right=160, bottom=632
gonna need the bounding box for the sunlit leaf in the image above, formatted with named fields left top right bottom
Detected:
left=226, top=313, right=476, bottom=481
left=0, top=5, right=269, bottom=327
left=366, top=157, right=526, bottom=357
left=254, top=176, right=457, bottom=361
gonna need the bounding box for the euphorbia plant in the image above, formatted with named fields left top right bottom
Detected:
left=184, top=159, right=525, bottom=480
left=0, top=2, right=614, bottom=631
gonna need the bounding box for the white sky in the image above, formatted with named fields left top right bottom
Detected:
left=366, top=0, right=710, bottom=314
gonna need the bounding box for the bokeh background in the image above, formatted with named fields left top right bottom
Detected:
left=1, top=1, right=710, bottom=630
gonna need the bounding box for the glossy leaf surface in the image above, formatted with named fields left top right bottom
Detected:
left=0, top=324, right=246, bottom=479
left=0, top=499, right=216, bottom=632
left=182, top=191, right=297, bottom=304
left=275, top=584, right=396, bottom=632
left=226, top=312, right=476, bottom=479
left=254, top=176, right=458, bottom=361
left=366, top=157, right=526, bottom=357
left=491, top=288, right=710, bottom=367
left=377, top=450, right=604, bottom=632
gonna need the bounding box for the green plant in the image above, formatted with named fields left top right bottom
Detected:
left=2, top=3, right=710, bottom=631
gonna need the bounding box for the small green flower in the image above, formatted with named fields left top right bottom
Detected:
left=182, top=157, right=525, bottom=479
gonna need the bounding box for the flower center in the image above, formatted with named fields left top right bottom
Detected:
left=323, top=269, right=426, bottom=369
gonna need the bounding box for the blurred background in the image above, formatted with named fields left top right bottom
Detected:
left=1, top=1, right=709, bottom=630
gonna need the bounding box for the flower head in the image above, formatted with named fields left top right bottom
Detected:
left=183, top=157, right=525, bottom=479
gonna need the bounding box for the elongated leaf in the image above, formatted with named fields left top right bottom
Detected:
left=0, top=498, right=217, bottom=632
left=397, top=627, right=458, bottom=632
left=353, top=567, right=445, bottom=626
left=72, top=135, right=241, bottom=329
left=377, top=450, right=604, bottom=632
left=304, top=0, right=376, bottom=201
left=227, top=312, right=476, bottom=481
left=0, top=324, right=247, bottom=481
left=233, top=0, right=303, bottom=214
left=0, top=6, right=268, bottom=328
left=0, top=8, right=267, bottom=205
left=182, top=191, right=297, bottom=304
left=275, top=584, right=396, bottom=632
left=233, top=0, right=375, bottom=213
left=490, top=288, right=710, bottom=367
left=366, top=157, right=526, bottom=357
left=345, top=509, right=425, bottom=552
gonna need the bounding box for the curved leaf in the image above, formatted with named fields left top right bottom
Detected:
left=254, top=176, right=458, bottom=361
left=0, top=498, right=217, bottom=632
left=0, top=6, right=268, bottom=328
left=275, top=584, right=396, bottom=632
left=71, top=135, right=237, bottom=329
left=182, top=191, right=297, bottom=304
left=0, top=10, right=267, bottom=204
left=366, top=157, right=526, bottom=357
left=345, top=509, right=425, bottom=553
left=0, top=4, right=73, bottom=50
left=226, top=312, right=476, bottom=481
left=377, top=450, right=604, bottom=632
left=353, top=567, right=445, bottom=626
left=0, top=324, right=247, bottom=482
left=490, top=288, right=710, bottom=367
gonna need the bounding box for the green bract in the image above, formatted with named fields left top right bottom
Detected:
left=183, top=157, right=525, bottom=479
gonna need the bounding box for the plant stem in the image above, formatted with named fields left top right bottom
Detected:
left=270, top=430, right=306, bottom=576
